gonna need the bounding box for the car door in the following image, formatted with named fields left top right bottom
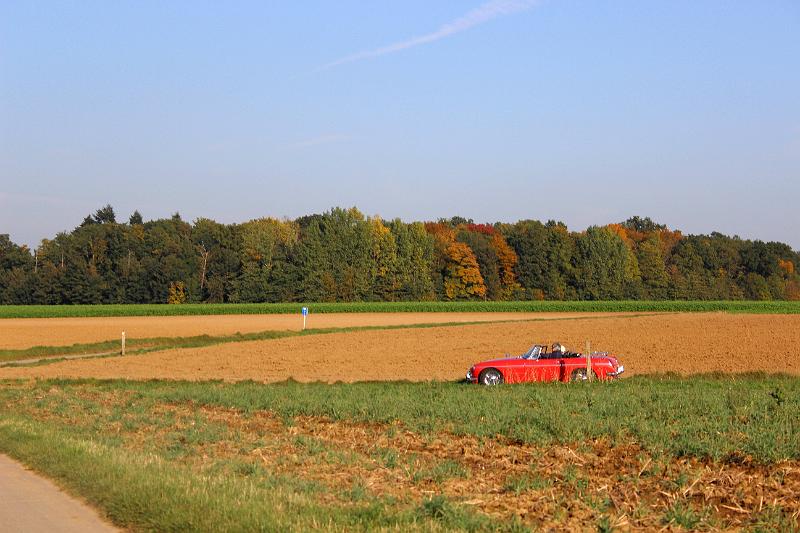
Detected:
left=505, top=360, right=530, bottom=383
left=523, top=351, right=562, bottom=382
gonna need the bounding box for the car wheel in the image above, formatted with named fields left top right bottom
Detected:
left=479, top=368, right=503, bottom=386
left=570, top=368, right=597, bottom=382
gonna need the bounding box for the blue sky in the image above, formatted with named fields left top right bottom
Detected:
left=1, top=1, right=799, bottom=249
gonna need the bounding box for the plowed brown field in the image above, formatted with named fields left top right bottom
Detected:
left=0, top=312, right=636, bottom=350
left=2, top=313, right=798, bottom=381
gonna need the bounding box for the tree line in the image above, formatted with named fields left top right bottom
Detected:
left=1, top=206, right=798, bottom=304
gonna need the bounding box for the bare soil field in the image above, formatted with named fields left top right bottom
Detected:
left=0, top=312, right=638, bottom=350
left=2, top=313, right=798, bottom=380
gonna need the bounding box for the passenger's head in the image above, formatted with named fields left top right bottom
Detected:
left=552, top=342, right=565, bottom=354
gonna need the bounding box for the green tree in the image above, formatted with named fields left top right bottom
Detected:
left=573, top=227, right=630, bottom=300
left=235, top=218, right=298, bottom=302
left=143, top=217, right=197, bottom=303
left=388, top=220, right=435, bottom=301
left=296, top=208, right=373, bottom=302
left=743, top=272, right=771, bottom=300
left=0, top=233, right=35, bottom=304
left=3, top=207, right=799, bottom=304
left=621, top=216, right=666, bottom=233
left=129, top=210, right=144, bottom=225
left=636, top=234, right=669, bottom=299
left=193, top=218, right=241, bottom=303
left=505, top=220, right=574, bottom=299
left=504, top=220, right=549, bottom=299
left=667, top=240, right=713, bottom=300
left=369, top=217, right=400, bottom=301
left=93, top=204, right=116, bottom=224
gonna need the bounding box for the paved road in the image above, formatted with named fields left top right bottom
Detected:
left=0, top=454, right=119, bottom=532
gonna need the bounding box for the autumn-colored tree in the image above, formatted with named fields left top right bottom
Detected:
left=490, top=233, right=521, bottom=300
left=466, top=223, right=495, bottom=236
left=658, top=228, right=683, bottom=261
left=786, top=280, right=800, bottom=301
left=167, top=281, right=186, bottom=304
left=424, top=222, right=456, bottom=243
left=606, top=223, right=635, bottom=248
left=443, top=241, right=486, bottom=299
left=457, top=229, right=501, bottom=299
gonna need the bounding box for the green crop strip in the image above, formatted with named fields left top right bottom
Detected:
left=0, top=300, right=798, bottom=318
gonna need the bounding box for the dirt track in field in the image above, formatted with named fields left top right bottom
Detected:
left=0, top=312, right=637, bottom=350
left=1, top=313, right=798, bottom=381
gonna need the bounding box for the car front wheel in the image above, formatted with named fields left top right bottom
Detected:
left=479, top=368, right=503, bottom=386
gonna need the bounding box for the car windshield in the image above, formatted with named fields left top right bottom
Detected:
left=522, top=345, right=542, bottom=359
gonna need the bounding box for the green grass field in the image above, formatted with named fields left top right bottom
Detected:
left=0, top=375, right=797, bottom=531
left=1, top=300, right=799, bottom=318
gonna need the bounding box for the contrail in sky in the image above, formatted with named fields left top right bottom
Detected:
left=321, top=0, right=541, bottom=70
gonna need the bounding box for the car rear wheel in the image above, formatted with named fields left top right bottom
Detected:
left=479, top=368, right=503, bottom=386
left=570, top=368, right=598, bottom=382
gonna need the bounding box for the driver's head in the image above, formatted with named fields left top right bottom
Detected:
left=552, top=342, right=565, bottom=354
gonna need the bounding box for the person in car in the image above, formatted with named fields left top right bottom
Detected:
left=540, top=342, right=566, bottom=359
left=550, top=342, right=578, bottom=358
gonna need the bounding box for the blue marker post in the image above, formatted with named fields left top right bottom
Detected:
left=301, top=307, right=308, bottom=330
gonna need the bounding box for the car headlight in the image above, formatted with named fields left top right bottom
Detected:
left=466, top=368, right=474, bottom=381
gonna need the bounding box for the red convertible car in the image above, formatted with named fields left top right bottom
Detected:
left=465, top=343, right=624, bottom=385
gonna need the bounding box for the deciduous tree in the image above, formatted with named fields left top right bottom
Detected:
left=443, top=241, right=486, bottom=300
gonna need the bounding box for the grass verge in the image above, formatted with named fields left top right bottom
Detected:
left=0, top=417, right=482, bottom=532
left=0, top=375, right=797, bottom=531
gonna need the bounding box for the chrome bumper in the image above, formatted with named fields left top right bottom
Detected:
left=608, top=365, right=625, bottom=378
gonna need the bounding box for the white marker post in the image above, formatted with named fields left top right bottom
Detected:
left=586, top=340, right=592, bottom=382
left=301, top=307, right=308, bottom=331
left=121, top=331, right=126, bottom=356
